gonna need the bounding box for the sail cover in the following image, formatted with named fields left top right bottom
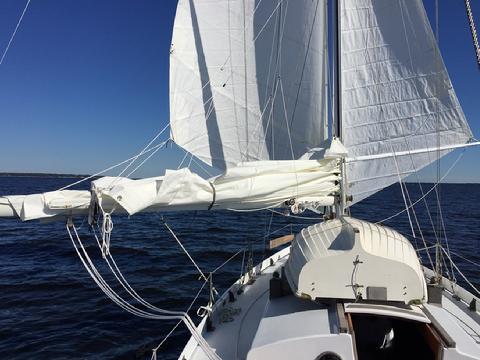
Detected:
left=170, top=0, right=328, bottom=169
left=341, top=0, right=472, bottom=205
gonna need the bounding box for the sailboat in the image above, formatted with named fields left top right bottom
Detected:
left=1, top=0, right=480, bottom=359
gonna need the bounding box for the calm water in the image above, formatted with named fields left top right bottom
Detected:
left=0, top=177, right=479, bottom=359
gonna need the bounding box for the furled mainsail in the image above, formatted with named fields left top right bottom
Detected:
left=170, top=0, right=328, bottom=169
left=341, top=0, right=473, bottom=205
left=0, top=159, right=340, bottom=221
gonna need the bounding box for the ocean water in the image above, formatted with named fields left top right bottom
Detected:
left=0, top=176, right=479, bottom=359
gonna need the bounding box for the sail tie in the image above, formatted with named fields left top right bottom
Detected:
left=101, top=212, right=113, bottom=258
left=91, top=188, right=115, bottom=258
left=207, top=182, right=216, bottom=210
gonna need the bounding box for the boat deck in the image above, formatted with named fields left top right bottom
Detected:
left=180, top=248, right=480, bottom=360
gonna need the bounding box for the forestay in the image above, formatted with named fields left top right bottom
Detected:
left=0, top=159, right=340, bottom=221
left=341, top=0, right=472, bottom=205
left=170, top=0, right=328, bottom=169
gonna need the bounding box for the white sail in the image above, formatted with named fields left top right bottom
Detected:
left=170, top=0, right=328, bottom=169
left=0, top=159, right=340, bottom=221
left=341, top=0, right=473, bottom=204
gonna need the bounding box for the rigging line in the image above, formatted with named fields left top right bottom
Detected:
left=449, top=249, right=480, bottom=269
left=264, top=222, right=302, bottom=238
left=375, top=149, right=465, bottom=224
left=289, top=0, right=320, bottom=128
left=265, top=1, right=289, bottom=161
left=162, top=219, right=209, bottom=283
left=211, top=248, right=245, bottom=274
left=262, top=7, right=278, bottom=105
left=391, top=148, right=416, bottom=238
left=252, top=1, right=283, bottom=42
left=250, top=96, right=272, bottom=159
left=257, top=81, right=280, bottom=160
left=90, top=223, right=214, bottom=348
left=175, top=144, right=214, bottom=178
left=402, top=180, right=435, bottom=270
left=227, top=0, right=242, bottom=161
left=401, top=183, right=419, bottom=252
left=442, top=248, right=480, bottom=297
left=92, top=226, right=186, bottom=316
left=186, top=150, right=195, bottom=170
left=279, top=79, right=299, bottom=197
left=207, top=0, right=274, bottom=75
left=110, top=123, right=170, bottom=186
left=240, top=248, right=246, bottom=283
left=0, top=0, right=31, bottom=66
left=67, top=224, right=218, bottom=359
left=68, top=224, right=181, bottom=318
left=396, top=134, right=436, bottom=268
left=435, top=190, right=456, bottom=279
left=176, top=148, right=191, bottom=170
left=56, top=141, right=168, bottom=191
left=126, top=140, right=169, bottom=178
left=263, top=210, right=274, bottom=259
left=415, top=244, right=438, bottom=253
left=392, top=91, right=442, bottom=249
left=71, top=224, right=183, bottom=318
left=191, top=157, right=214, bottom=178
left=386, top=0, right=453, bottom=273
left=434, top=0, right=444, bottom=281
left=151, top=279, right=208, bottom=358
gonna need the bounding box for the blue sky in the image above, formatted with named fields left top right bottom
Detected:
left=0, top=0, right=479, bottom=182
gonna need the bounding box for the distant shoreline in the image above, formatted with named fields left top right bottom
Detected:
left=0, top=172, right=477, bottom=184
left=0, top=172, right=91, bottom=179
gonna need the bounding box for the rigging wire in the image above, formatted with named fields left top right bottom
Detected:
left=289, top=0, right=320, bottom=129
left=151, top=244, right=263, bottom=356
left=126, top=139, right=169, bottom=178
left=0, top=0, right=31, bottom=66
left=162, top=218, right=209, bottom=283
left=376, top=149, right=465, bottom=224
left=442, top=248, right=480, bottom=297
left=279, top=79, right=299, bottom=197
left=211, top=248, right=245, bottom=275
left=56, top=130, right=170, bottom=191
left=449, top=249, right=480, bottom=269
left=151, top=278, right=208, bottom=359
left=109, top=123, right=171, bottom=188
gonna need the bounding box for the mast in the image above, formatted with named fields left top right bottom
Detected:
left=333, top=0, right=346, bottom=216
left=434, top=0, right=443, bottom=283
left=334, top=0, right=342, bottom=141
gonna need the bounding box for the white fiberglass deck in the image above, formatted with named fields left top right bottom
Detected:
left=180, top=247, right=480, bottom=360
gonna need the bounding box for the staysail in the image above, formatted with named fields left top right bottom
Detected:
left=341, top=0, right=473, bottom=205
left=169, top=0, right=329, bottom=169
